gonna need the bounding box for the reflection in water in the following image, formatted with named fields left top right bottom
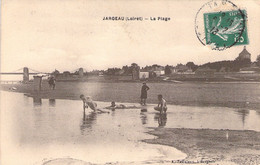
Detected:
left=80, top=112, right=97, bottom=135
left=49, top=99, right=56, bottom=107
left=23, top=94, right=30, bottom=106
left=140, top=109, right=148, bottom=125
left=154, top=113, right=167, bottom=127
left=256, top=111, right=260, bottom=118
left=111, top=110, right=116, bottom=117
left=33, top=97, right=42, bottom=107
left=235, top=109, right=249, bottom=128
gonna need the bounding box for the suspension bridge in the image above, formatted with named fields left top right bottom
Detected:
left=0, top=67, right=87, bottom=83
left=0, top=67, right=49, bottom=83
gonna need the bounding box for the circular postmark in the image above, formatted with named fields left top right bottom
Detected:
left=195, top=0, right=247, bottom=51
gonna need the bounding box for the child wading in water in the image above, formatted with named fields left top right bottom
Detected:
left=80, top=94, right=109, bottom=113
left=154, top=94, right=167, bottom=114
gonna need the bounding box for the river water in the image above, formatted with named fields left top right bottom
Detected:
left=1, top=91, right=260, bottom=165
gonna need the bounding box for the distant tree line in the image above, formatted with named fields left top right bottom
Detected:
left=200, top=58, right=251, bottom=72
left=50, top=55, right=260, bottom=76
left=106, top=63, right=140, bottom=76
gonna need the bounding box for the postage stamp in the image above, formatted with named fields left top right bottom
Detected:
left=204, top=10, right=248, bottom=49
left=195, top=0, right=249, bottom=51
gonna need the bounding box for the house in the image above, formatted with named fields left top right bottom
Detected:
left=236, top=46, right=251, bottom=61
left=175, top=64, right=189, bottom=73
left=154, top=70, right=165, bottom=76
left=139, top=71, right=149, bottom=79
left=170, top=67, right=177, bottom=73
left=98, top=71, right=104, bottom=76
left=151, top=65, right=164, bottom=76
left=182, top=69, right=194, bottom=74
left=142, top=65, right=165, bottom=77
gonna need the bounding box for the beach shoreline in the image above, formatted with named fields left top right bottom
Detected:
left=143, top=128, right=260, bottom=165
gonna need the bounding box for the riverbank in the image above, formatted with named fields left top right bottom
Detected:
left=1, top=81, right=260, bottom=110
left=143, top=128, right=260, bottom=165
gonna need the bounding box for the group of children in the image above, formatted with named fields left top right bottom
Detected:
left=80, top=95, right=138, bottom=112
left=80, top=83, right=167, bottom=114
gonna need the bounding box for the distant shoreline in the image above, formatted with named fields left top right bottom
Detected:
left=1, top=72, right=260, bottom=83
left=2, top=79, right=260, bottom=84
left=1, top=80, right=260, bottom=110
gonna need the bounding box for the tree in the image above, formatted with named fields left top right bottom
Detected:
left=131, top=63, right=138, bottom=67
left=122, top=65, right=129, bottom=75
left=186, top=62, right=198, bottom=72
left=256, top=55, right=260, bottom=67
left=106, top=68, right=121, bottom=75
left=165, top=65, right=172, bottom=75
left=63, top=71, right=71, bottom=74
left=186, top=62, right=195, bottom=68
left=200, top=59, right=252, bottom=72
left=63, top=71, right=71, bottom=77
left=234, top=58, right=251, bottom=68
left=51, top=69, right=60, bottom=75
left=130, top=63, right=140, bottom=72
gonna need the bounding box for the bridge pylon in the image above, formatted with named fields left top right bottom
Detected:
left=79, top=68, right=84, bottom=78
left=23, top=67, right=29, bottom=82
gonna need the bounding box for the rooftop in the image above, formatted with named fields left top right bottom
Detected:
left=239, top=46, right=251, bottom=56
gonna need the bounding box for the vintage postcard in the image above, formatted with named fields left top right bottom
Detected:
left=1, top=0, right=260, bottom=165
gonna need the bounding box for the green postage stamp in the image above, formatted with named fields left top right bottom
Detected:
left=204, top=10, right=248, bottom=49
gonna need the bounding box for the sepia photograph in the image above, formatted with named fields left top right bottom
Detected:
left=1, top=0, right=260, bottom=164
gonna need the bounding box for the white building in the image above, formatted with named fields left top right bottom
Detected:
left=154, top=70, right=165, bottom=76
left=139, top=72, right=149, bottom=79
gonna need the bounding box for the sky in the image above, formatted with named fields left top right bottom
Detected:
left=1, top=0, right=260, bottom=73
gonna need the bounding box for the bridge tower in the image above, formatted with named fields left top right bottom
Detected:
left=79, top=68, right=84, bottom=78
left=23, top=67, right=29, bottom=82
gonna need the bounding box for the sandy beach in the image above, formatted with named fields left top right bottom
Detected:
left=1, top=81, right=260, bottom=110
left=143, top=128, right=260, bottom=165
